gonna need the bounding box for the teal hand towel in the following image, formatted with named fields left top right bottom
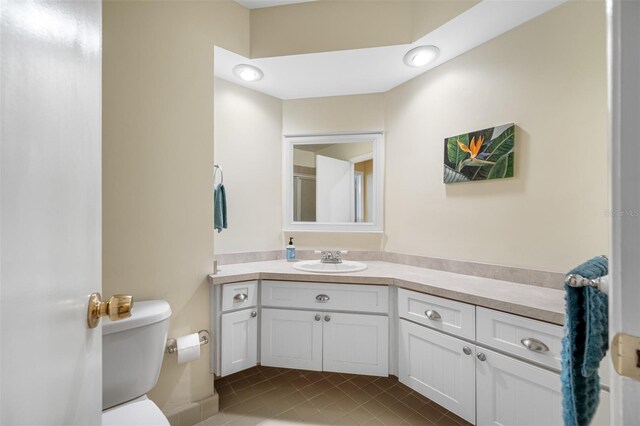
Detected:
left=561, top=256, right=608, bottom=426
left=214, top=183, right=227, bottom=233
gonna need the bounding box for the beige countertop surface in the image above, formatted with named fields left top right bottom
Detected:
left=208, top=260, right=565, bottom=325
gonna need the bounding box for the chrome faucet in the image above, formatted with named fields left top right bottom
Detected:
left=319, top=250, right=344, bottom=264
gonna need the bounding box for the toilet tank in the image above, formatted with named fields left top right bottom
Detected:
left=102, top=300, right=172, bottom=410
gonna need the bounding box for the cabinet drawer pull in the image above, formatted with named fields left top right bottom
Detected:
left=251, top=311, right=257, bottom=318
left=521, top=338, right=549, bottom=353
left=324, top=315, right=331, bottom=322
left=477, top=352, right=486, bottom=362
left=233, top=293, right=248, bottom=302
left=316, top=294, right=330, bottom=303
left=315, top=314, right=322, bottom=321
left=463, top=346, right=472, bottom=355
left=425, top=310, right=442, bottom=321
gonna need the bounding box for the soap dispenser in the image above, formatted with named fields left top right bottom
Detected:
left=286, top=237, right=296, bottom=262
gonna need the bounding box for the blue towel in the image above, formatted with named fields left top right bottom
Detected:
left=214, top=183, right=227, bottom=233
left=561, top=256, right=608, bottom=426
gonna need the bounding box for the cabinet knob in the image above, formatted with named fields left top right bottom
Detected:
left=425, top=310, right=442, bottom=321
left=463, top=346, right=472, bottom=355
left=251, top=311, right=257, bottom=318
left=520, top=338, right=549, bottom=353
left=316, top=294, right=330, bottom=303
left=477, top=352, right=486, bottom=362
left=324, top=315, right=331, bottom=322
left=315, top=314, right=321, bottom=321
left=233, top=293, right=248, bottom=302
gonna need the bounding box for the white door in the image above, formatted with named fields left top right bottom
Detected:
left=1, top=1, right=103, bottom=424
left=221, top=309, right=258, bottom=377
left=398, top=320, right=476, bottom=424
left=608, top=0, right=640, bottom=424
left=322, top=312, right=388, bottom=376
left=316, top=155, right=353, bottom=222
left=260, top=308, right=323, bottom=371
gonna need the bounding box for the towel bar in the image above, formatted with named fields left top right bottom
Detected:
left=565, top=274, right=609, bottom=295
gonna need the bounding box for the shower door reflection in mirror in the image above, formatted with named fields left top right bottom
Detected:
left=285, top=133, right=383, bottom=232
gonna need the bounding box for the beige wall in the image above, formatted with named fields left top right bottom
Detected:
left=293, top=149, right=316, bottom=167
left=316, top=142, right=372, bottom=162
left=102, top=0, right=249, bottom=415
left=214, top=78, right=283, bottom=254
left=283, top=93, right=385, bottom=135
left=383, top=0, right=608, bottom=272
left=250, top=0, right=477, bottom=58
left=282, top=93, right=386, bottom=250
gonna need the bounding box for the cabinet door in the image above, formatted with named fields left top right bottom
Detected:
left=261, top=308, right=323, bottom=371
left=221, top=308, right=258, bottom=377
left=399, top=319, right=475, bottom=424
left=477, top=347, right=611, bottom=426
left=476, top=347, right=562, bottom=425
left=322, top=313, right=388, bottom=376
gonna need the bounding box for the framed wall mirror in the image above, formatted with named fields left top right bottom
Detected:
left=283, top=132, right=384, bottom=232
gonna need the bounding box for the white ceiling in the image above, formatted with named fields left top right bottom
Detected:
left=216, top=0, right=566, bottom=100
left=234, top=0, right=315, bottom=9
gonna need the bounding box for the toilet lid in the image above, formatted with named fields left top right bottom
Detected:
left=102, top=397, right=169, bottom=426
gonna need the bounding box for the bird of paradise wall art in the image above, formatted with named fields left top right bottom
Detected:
left=443, top=123, right=515, bottom=183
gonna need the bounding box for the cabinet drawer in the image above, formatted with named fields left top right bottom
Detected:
left=261, top=281, right=388, bottom=313
left=221, top=281, right=258, bottom=312
left=398, top=289, right=475, bottom=340
left=476, top=307, right=563, bottom=370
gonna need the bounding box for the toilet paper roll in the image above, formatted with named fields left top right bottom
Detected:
left=176, top=333, right=201, bottom=364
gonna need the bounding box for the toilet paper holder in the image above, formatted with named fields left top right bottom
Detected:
left=165, top=329, right=209, bottom=354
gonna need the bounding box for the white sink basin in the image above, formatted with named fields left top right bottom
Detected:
left=292, top=260, right=368, bottom=273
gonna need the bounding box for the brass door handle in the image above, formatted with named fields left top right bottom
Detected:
left=87, top=293, right=134, bottom=328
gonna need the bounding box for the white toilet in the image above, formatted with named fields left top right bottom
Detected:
left=102, top=300, right=172, bottom=426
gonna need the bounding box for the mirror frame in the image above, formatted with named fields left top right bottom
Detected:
left=283, top=132, right=384, bottom=233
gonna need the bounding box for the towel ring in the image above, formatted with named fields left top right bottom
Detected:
left=214, top=164, right=224, bottom=185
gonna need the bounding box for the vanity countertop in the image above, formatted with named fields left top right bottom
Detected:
left=208, top=260, right=565, bottom=325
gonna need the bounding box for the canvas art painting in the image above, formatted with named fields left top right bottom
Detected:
left=443, top=123, right=515, bottom=183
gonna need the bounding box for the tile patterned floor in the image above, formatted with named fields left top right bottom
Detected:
left=199, top=366, right=472, bottom=426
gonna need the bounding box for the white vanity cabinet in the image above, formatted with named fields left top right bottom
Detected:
left=220, top=308, right=258, bottom=376
left=322, top=312, right=388, bottom=375
left=211, top=281, right=259, bottom=377
left=399, top=319, right=476, bottom=423
left=397, top=289, right=611, bottom=426
left=260, top=281, right=389, bottom=376
left=476, top=347, right=564, bottom=426
left=476, top=347, right=610, bottom=426
left=260, top=308, right=323, bottom=371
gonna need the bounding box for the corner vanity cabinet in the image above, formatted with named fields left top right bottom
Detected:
left=212, top=280, right=389, bottom=378
left=212, top=280, right=609, bottom=425
left=397, top=289, right=610, bottom=425
left=260, top=281, right=389, bottom=376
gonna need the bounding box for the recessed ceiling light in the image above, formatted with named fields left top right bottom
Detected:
left=233, top=64, right=264, bottom=82
left=403, top=45, right=440, bottom=67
